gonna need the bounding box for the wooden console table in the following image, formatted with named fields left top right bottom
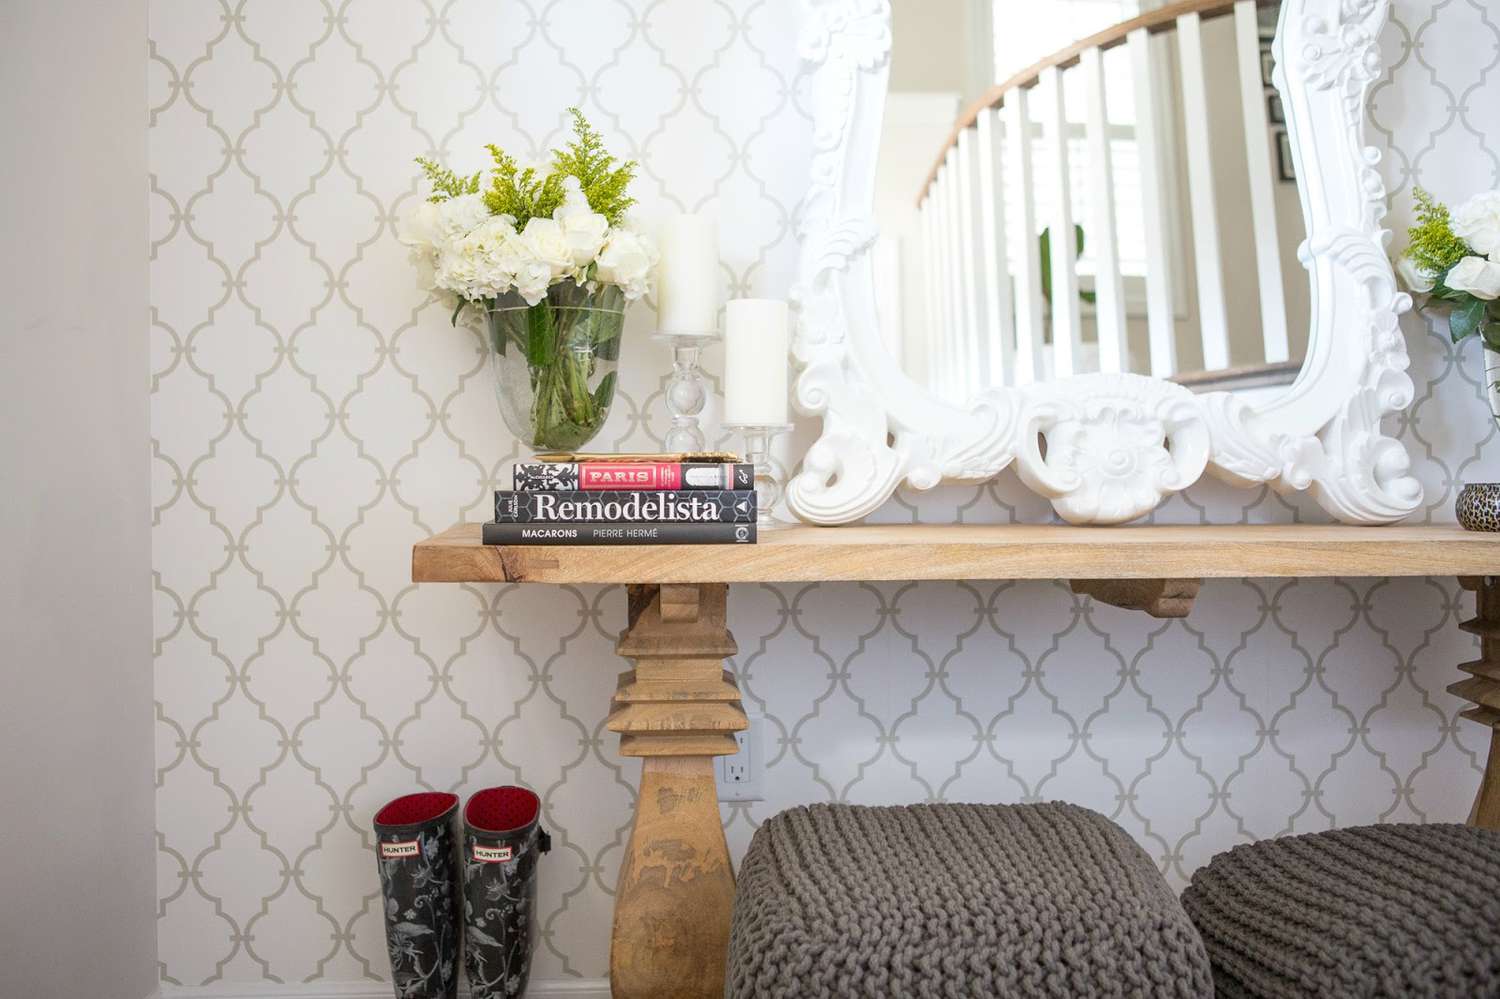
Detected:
left=412, top=523, right=1500, bottom=999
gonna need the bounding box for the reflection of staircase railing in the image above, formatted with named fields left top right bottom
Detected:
left=1172, top=357, right=1301, bottom=394
left=914, top=0, right=1290, bottom=394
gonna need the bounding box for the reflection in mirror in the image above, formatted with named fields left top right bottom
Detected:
left=875, top=0, right=1308, bottom=406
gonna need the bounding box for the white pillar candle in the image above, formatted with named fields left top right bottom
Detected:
left=655, top=214, right=719, bottom=335
left=723, top=298, right=790, bottom=426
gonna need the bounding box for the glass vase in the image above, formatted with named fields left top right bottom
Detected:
left=484, top=279, right=625, bottom=451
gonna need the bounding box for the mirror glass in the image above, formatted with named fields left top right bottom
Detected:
left=874, top=0, right=1308, bottom=405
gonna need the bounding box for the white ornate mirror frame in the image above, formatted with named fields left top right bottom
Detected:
left=788, top=0, right=1421, bottom=526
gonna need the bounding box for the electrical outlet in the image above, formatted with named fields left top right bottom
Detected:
left=718, top=714, right=763, bottom=802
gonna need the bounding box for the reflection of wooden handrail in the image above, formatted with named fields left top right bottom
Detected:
left=1171, top=357, right=1301, bottom=390
left=915, top=0, right=1278, bottom=205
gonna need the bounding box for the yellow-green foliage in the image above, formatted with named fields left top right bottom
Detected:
left=481, top=144, right=566, bottom=226
left=551, top=108, right=636, bottom=226
left=415, top=157, right=481, bottom=203
left=1407, top=187, right=1471, bottom=274
left=481, top=109, right=637, bottom=228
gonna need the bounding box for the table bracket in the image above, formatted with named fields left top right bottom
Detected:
left=1070, top=578, right=1201, bottom=618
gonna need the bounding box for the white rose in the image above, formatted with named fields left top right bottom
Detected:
left=520, top=216, right=575, bottom=282
left=397, top=200, right=444, bottom=252
left=595, top=228, right=659, bottom=301
left=513, top=260, right=554, bottom=306
left=488, top=222, right=528, bottom=279
left=1447, top=255, right=1500, bottom=301
left=436, top=193, right=490, bottom=241
left=397, top=202, right=445, bottom=290
left=553, top=186, right=609, bottom=270
left=478, top=218, right=527, bottom=294
left=1452, top=190, right=1500, bottom=258
left=1396, top=255, right=1437, bottom=294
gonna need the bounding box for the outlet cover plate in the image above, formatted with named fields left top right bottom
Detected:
left=718, top=713, right=763, bottom=802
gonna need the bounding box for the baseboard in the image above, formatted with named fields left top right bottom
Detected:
left=154, top=979, right=610, bottom=999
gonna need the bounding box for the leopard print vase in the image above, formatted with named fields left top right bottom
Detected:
left=1457, top=483, right=1500, bottom=532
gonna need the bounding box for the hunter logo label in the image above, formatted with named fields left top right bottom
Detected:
left=473, top=844, right=512, bottom=863
left=379, top=839, right=420, bottom=860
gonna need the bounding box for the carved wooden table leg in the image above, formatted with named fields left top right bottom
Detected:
left=1455, top=576, right=1500, bottom=830
left=607, top=583, right=747, bottom=998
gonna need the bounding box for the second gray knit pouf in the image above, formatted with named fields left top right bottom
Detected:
left=1181, top=823, right=1500, bottom=999
left=726, top=801, right=1213, bottom=999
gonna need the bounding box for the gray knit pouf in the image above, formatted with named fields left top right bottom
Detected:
left=726, top=802, right=1213, bottom=998
left=1181, top=823, right=1500, bottom=999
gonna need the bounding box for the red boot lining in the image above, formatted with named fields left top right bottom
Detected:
left=374, top=791, right=458, bottom=827
left=465, top=786, right=540, bottom=834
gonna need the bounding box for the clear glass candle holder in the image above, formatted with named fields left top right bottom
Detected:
left=653, top=332, right=717, bottom=452
left=724, top=422, right=794, bottom=527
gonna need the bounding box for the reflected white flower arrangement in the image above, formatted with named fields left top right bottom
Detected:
left=1398, top=187, right=1500, bottom=343
left=1398, top=187, right=1500, bottom=433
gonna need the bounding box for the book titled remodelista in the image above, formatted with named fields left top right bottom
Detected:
left=494, top=489, right=756, bottom=524
left=481, top=521, right=756, bottom=546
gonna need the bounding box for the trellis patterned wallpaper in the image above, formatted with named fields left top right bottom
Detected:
left=149, top=0, right=1500, bottom=990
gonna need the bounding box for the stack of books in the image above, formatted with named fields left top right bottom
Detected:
left=482, top=452, right=758, bottom=546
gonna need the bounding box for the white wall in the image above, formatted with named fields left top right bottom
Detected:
left=875, top=92, right=962, bottom=385
left=890, top=0, right=975, bottom=98
left=0, top=1, right=155, bottom=997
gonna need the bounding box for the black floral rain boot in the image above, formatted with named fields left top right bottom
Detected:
left=462, top=786, right=552, bottom=998
left=373, top=792, right=461, bottom=999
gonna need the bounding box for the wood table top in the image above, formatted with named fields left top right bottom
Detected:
left=412, top=522, right=1500, bottom=585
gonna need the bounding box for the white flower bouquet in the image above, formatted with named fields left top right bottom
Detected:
left=400, top=110, right=657, bottom=450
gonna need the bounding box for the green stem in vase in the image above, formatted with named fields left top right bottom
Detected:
left=558, top=311, right=596, bottom=426
left=525, top=302, right=559, bottom=445
left=521, top=301, right=589, bottom=448
left=530, top=359, right=566, bottom=448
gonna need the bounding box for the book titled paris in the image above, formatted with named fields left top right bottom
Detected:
left=513, top=461, right=754, bottom=492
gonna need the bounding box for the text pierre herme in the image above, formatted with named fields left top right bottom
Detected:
left=526, top=493, right=733, bottom=522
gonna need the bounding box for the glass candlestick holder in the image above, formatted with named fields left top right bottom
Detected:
left=725, top=422, right=794, bottom=528
left=653, top=332, right=717, bottom=452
